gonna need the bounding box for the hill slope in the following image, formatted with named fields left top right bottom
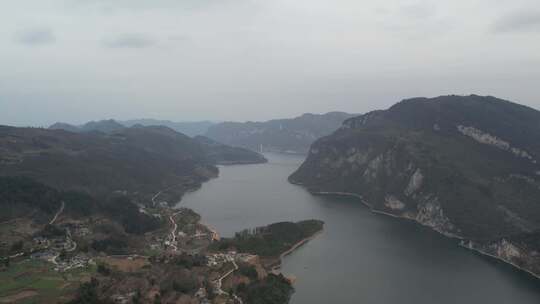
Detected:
left=205, top=112, right=357, bottom=154
left=0, top=125, right=264, bottom=201
left=289, top=95, right=540, bottom=277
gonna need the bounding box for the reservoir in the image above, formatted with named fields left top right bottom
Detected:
left=179, top=153, right=540, bottom=304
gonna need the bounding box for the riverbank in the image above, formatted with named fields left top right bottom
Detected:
left=269, top=230, right=323, bottom=274
left=460, top=242, right=540, bottom=280
left=210, top=220, right=323, bottom=274
left=216, top=159, right=268, bottom=165
left=309, top=190, right=540, bottom=280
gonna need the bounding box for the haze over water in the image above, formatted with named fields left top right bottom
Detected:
left=179, top=153, right=540, bottom=304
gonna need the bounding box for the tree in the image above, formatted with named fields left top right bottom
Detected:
left=69, top=278, right=102, bottom=304
left=97, top=263, right=111, bottom=276
left=1, top=257, right=9, bottom=268
left=10, top=241, right=23, bottom=253
left=132, top=290, right=142, bottom=304
left=59, top=249, right=67, bottom=260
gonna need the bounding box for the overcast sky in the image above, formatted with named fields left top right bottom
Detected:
left=1, top=0, right=539, bottom=126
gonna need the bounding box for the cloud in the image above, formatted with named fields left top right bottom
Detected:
left=398, top=2, right=437, bottom=20
left=168, top=34, right=189, bottom=42
left=68, top=0, right=228, bottom=13
left=492, top=10, right=540, bottom=33
left=13, top=28, right=56, bottom=46
left=103, top=33, right=156, bottom=48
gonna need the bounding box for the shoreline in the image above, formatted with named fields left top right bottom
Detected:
left=216, top=159, right=268, bottom=166
left=309, top=190, right=540, bottom=280
left=280, top=230, right=323, bottom=260
left=270, top=229, right=323, bottom=273
left=459, top=243, right=540, bottom=280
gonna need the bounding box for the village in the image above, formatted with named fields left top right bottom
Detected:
left=0, top=185, right=310, bottom=304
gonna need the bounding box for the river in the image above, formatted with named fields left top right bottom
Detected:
left=179, top=153, right=540, bottom=304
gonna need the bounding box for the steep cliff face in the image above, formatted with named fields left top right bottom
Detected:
left=289, top=95, right=540, bottom=276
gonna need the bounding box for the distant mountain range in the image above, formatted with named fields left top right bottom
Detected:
left=49, top=113, right=357, bottom=155
left=205, top=112, right=358, bottom=154
left=290, top=95, right=540, bottom=278
left=49, top=119, right=215, bottom=137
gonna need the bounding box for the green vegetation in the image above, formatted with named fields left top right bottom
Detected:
left=39, top=224, right=66, bottom=238
left=241, top=274, right=294, bottom=304
left=157, top=268, right=200, bottom=296
left=1, top=124, right=270, bottom=202
left=290, top=95, right=540, bottom=240
left=91, top=237, right=129, bottom=255
left=67, top=278, right=110, bottom=304
left=103, top=196, right=162, bottom=235
left=0, top=123, right=327, bottom=303
left=0, top=176, right=61, bottom=222
left=0, top=259, right=95, bottom=303
left=10, top=240, right=24, bottom=253
left=96, top=264, right=111, bottom=276
left=238, top=264, right=258, bottom=280
left=214, top=220, right=323, bottom=257
left=171, top=276, right=198, bottom=294
left=171, top=253, right=207, bottom=269
left=195, top=136, right=267, bottom=164
left=0, top=125, right=211, bottom=198
left=0, top=176, right=165, bottom=249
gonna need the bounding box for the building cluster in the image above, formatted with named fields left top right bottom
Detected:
left=53, top=253, right=94, bottom=272
left=206, top=251, right=237, bottom=268
left=111, top=292, right=137, bottom=304
left=28, top=224, right=91, bottom=272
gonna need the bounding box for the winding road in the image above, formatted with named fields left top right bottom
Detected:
left=168, top=210, right=183, bottom=251
left=215, top=259, right=239, bottom=295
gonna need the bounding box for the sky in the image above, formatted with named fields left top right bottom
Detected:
left=1, top=0, right=539, bottom=126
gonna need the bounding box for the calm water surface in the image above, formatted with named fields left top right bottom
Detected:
left=179, top=153, right=540, bottom=304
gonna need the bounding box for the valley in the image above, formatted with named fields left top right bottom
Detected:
left=181, top=153, right=540, bottom=304
left=0, top=175, right=318, bottom=304
left=3, top=95, right=540, bottom=303
left=205, top=112, right=357, bottom=154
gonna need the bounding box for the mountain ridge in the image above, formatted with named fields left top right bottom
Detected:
left=289, top=94, right=540, bottom=277
left=1, top=124, right=265, bottom=201
left=205, top=111, right=358, bottom=154
left=49, top=119, right=216, bottom=137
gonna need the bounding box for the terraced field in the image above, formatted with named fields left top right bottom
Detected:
left=0, top=259, right=95, bottom=303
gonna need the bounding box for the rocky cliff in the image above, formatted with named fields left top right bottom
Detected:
left=289, top=95, right=540, bottom=277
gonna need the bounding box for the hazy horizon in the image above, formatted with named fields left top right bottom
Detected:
left=2, top=0, right=539, bottom=126
left=7, top=93, right=540, bottom=128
